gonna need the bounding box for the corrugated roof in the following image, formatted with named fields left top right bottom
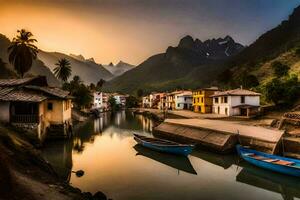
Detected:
left=211, top=89, right=261, bottom=97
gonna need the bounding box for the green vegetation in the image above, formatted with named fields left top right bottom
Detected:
left=96, top=79, right=106, bottom=91
left=239, top=74, right=259, bottom=89
left=108, top=95, right=120, bottom=111
left=53, top=58, right=72, bottom=82
left=8, top=29, right=38, bottom=77
left=271, top=61, right=290, bottom=77
left=63, top=76, right=92, bottom=109
left=137, top=89, right=144, bottom=98
left=125, top=95, right=139, bottom=108
left=262, top=73, right=299, bottom=105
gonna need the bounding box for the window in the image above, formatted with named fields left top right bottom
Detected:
left=197, top=97, right=200, bottom=103
left=224, top=97, right=228, bottom=103
left=215, top=98, right=219, bottom=103
left=177, top=103, right=180, bottom=107
left=193, top=98, right=196, bottom=103
left=241, top=96, right=245, bottom=103
left=201, top=97, right=204, bottom=103
left=47, top=102, right=53, bottom=111
left=184, top=97, right=187, bottom=101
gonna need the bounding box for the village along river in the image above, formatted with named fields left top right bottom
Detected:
left=42, top=111, right=300, bottom=200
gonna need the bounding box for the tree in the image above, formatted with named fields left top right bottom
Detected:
left=8, top=29, right=38, bottom=77
left=126, top=95, right=139, bottom=108
left=89, top=83, right=96, bottom=91
left=53, top=58, right=72, bottom=82
left=240, top=74, right=259, bottom=89
left=72, top=84, right=92, bottom=109
left=96, top=79, right=106, bottom=90
left=264, top=78, right=284, bottom=105
left=108, top=95, right=120, bottom=111
left=271, top=61, right=290, bottom=77
left=137, top=89, right=144, bottom=98
left=263, top=75, right=300, bottom=105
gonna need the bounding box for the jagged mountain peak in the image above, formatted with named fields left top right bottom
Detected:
left=108, top=62, right=114, bottom=67
left=86, top=57, right=95, bottom=63
left=69, top=54, right=85, bottom=61
left=170, top=35, right=244, bottom=59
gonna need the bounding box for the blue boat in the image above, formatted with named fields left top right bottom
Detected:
left=236, top=145, right=300, bottom=177
left=133, top=134, right=194, bottom=156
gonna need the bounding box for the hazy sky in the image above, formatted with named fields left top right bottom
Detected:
left=0, top=0, right=299, bottom=65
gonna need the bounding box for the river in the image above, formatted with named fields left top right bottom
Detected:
left=41, top=111, right=300, bottom=200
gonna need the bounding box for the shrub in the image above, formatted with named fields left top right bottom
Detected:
left=271, top=61, right=290, bottom=77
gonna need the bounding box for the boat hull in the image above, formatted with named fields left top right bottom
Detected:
left=134, top=136, right=193, bottom=156
left=237, top=145, right=300, bottom=177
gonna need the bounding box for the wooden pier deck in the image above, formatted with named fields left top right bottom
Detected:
left=154, top=119, right=285, bottom=153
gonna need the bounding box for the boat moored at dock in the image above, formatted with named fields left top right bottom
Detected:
left=237, top=145, right=300, bottom=177
left=133, top=134, right=194, bottom=156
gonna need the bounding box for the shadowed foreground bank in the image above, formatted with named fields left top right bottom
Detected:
left=0, top=124, right=108, bottom=200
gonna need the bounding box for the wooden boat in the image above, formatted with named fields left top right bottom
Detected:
left=236, top=145, right=300, bottom=177
left=133, top=134, right=194, bottom=156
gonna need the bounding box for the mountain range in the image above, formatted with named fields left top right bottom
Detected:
left=220, top=5, right=300, bottom=85
left=103, top=61, right=135, bottom=77
left=37, top=52, right=113, bottom=84
left=1, top=5, right=300, bottom=94
left=0, top=34, right=115, bottom=85
left=103, top=35, right=244, bottom=94
left=104, top=5, right=300, bottom=94
left=0, top=34, right=60, bottom=86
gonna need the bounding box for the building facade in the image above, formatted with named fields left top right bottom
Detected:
left=174, top=91, right=193, bottom=110
left=0, top=76, right=72, bottom=142
left=192, top=87, right=219, bottom=113
left=211, top=88, right=261, bottom=117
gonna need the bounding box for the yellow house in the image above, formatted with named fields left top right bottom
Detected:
left=192, top=87, right=219, bottom=113
left=0, top=77, right=72, bottom=142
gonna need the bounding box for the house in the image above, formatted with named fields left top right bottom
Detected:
left=192, top=87, right=219, bottom=113
left=211, top=88, right=261, bottom=117
left=93, top=92, right=103, bottom=109
left=159, top=93, right=168, bottom=110
left=174, top=91, right=193, bottom=110
left=142, top=96, right=150, bottom=108
left=113, top=93, right=127, bottom=108
left=0, top=76, right=72, bottom=142
left=93, top=92, right=109, bottom=111
left=149, top=92, right=165, bottom=109
left=166, top=91, right=185, bottom=110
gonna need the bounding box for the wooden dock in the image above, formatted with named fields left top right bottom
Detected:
left=154, top=119, right=285, bottom=154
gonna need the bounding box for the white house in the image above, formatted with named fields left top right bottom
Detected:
left=211, top=88, right=261, bottom=117
left=174, top=91, right=193, bottom=110
left=142, top=96, right=150, bottom=108
left=113, top=93, right=127, bottom=107
left=93, top=92, right=109, bottom=111
left=93, top=92, right=103, bottom=109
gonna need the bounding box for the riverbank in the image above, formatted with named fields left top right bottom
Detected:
left=0, top=123, right=109, bottom=200
left=132, top=108, right=288, bottom=154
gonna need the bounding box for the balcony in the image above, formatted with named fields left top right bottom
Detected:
left=11, top=114, right=40, bottom=123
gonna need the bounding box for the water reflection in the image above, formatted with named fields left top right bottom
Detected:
left=42, top=140, right=73, bottom=181
left=41, top=111, right=300, bottom=200
left=236, top=162, right=300, bottom=200
left=133, top=144, right=197, bottom=175
left=191, top=149, right=236, bottom=169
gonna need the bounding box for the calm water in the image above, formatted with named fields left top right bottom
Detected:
left=42, top=111, right=300, bottom=200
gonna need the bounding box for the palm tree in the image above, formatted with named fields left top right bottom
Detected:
left=8, top=29, right=38, bottom=78
left=53, top=58, right=72, bottom=82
